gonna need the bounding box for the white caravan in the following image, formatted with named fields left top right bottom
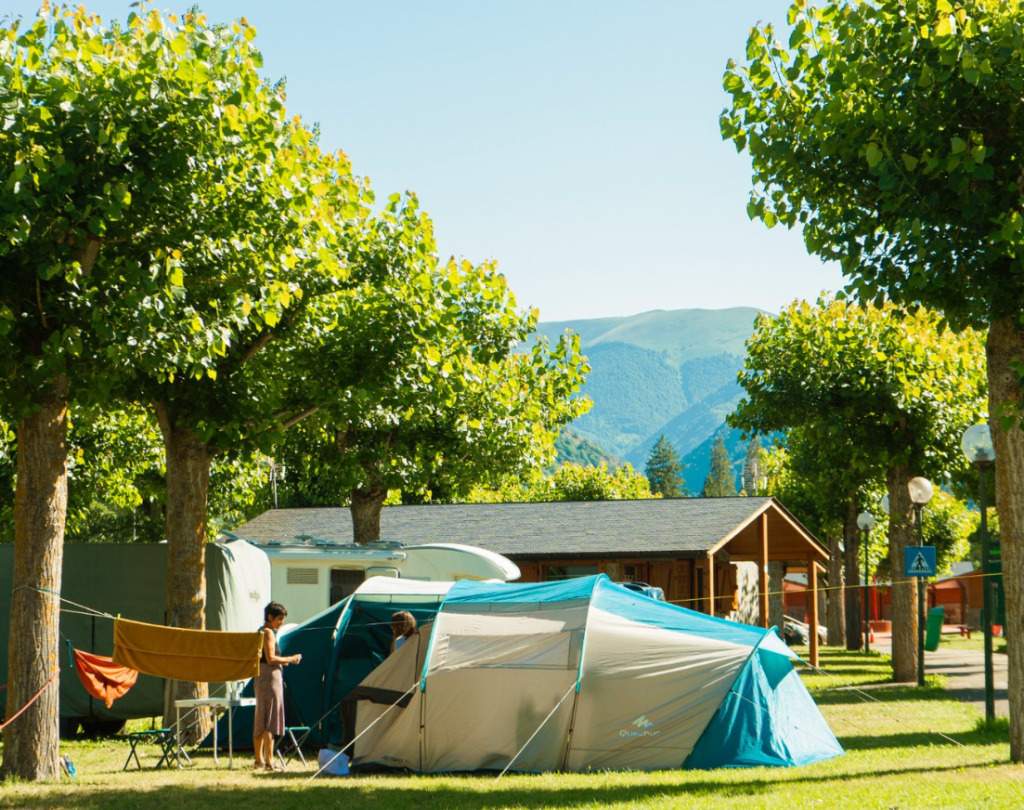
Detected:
left=229, top=536, right=520, bottom=623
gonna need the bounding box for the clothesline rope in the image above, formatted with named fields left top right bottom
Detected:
left=12, top=585, right=115, bottom=619
left=0, top=670, right=59, bottom=732
left=664, top=568, right=1005, bottom=608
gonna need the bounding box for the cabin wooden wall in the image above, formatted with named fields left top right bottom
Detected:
left=510, top=557, right=709, bottom=608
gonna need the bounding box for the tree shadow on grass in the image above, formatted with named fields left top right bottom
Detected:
left=838, top=725, right=1008, bottom=751
left=813, top=684, right=950, bottom=706
left=4, top=760, right=1011, bottom=810
left=802, top=666, right=892, bottom=676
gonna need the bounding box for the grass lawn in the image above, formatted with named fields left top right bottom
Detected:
left=936, top=633, right=1009, bottom=655
left=2, top=647, right=1023, bottom=809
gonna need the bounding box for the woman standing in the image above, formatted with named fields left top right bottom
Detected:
left=254, top=602, right=302, bottom=771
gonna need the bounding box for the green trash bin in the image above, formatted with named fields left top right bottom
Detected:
left=925, top=605, right=945, bottom=652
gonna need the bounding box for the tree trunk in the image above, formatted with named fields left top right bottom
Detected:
left=351, top=486, right=387, bottom=544
left=987, top=317, right=1024, bottom=760
left=826, top=534, right=845, bottom=647
left=1, top=376, right=69, bottom=781
left=844, top=500, right=863, bottom=651
left=887, top=463, right=917, bottom=682
left=156, top=403, right=211, bottom=742
left=768, top=561, right=785, bottom=629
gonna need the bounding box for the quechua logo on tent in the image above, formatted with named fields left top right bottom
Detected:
left=619, top=715, right=660, bottom=739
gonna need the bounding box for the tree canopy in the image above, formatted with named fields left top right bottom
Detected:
left=721, top=0, right=1024, bottom=330
left=731, top=298, right=986, bottom=482
left=270, top=195, right=590, bottom=541
left=466, top=462, right=654, bottom=503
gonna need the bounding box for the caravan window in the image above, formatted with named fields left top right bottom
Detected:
left=330, top=569, right=365, bottom=604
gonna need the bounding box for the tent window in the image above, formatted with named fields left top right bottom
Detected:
left=543, top=564, right=599, bottom=581
left=438, top=630, right=582, bottom=672
left=330, top=569, right=365, bottom=604
left=287, top=567, right=319, bottom=585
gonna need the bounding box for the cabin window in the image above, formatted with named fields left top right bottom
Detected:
left=542, top=564, right=599, bottom=581
left=330, top=569, right=365, bottom=604
left=286, top=567, right=318, bottom=585
left=622, top=563, right=649, bottom=583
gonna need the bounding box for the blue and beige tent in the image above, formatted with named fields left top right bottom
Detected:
left=348, top=574, right=841, bottom=772
left=222, top=575, right=841, bottom=771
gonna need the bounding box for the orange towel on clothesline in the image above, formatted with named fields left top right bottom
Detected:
left=73, top=649, right=139, bottom=709
left=112, top=618, right=263, bottom=682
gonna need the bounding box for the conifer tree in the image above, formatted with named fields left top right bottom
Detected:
left=702, top=435, right=737, bottom=497
left=645, top=435, right=685, bottom=497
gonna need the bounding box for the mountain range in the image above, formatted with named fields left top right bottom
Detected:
left=535, top=308, right=763, bottom=492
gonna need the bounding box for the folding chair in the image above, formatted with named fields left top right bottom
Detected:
left=277, top=678, right=312, bottom=769
left=123, top=729, right=180, bottom=770
left=276, top=725, right=311, bottom=768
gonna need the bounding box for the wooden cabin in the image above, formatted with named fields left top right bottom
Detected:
left=236, top=496, right=830, bottom=664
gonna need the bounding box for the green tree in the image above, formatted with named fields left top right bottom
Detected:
left=702, top=435, right=737, bottom=497
left=280, top=196, right=590, bottom=542
left=723, top=0, right=1024, bottom=757
left=0, top=5, right=312, bottom=776
left=466, top=462, right=654, bottom=503
left=645, top=435, right=685, bottom=497
left=110, top=29, right=363, bottom=734
left=729, top=299, right=985, bottom=677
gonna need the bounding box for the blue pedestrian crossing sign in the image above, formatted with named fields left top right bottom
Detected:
left=904, top=546, right=937, bottom=578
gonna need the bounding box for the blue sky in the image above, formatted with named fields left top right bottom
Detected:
left=11, top=1, right=846, bottom=321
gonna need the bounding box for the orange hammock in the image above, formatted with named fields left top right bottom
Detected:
left=73, top=649, right=139, bottom=709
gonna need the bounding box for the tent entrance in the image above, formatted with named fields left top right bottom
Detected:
left=322, top=600, right=438, bottom=745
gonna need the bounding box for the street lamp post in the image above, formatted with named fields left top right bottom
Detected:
left=856, top=511, right=877, bottom=653
left=962, top=423, right=996, bottom=723
left=908, top=476, right=934, bottom=688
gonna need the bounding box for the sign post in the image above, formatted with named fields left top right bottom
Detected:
left=905, top=543, right=936, bottom=687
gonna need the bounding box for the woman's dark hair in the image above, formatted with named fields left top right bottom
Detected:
left=391, top=611, right=417, bottom=638
left=264, top=602, right=288, bottom=622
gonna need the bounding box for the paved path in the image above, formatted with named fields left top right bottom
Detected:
left=871, top=636, right=1008, bottom=718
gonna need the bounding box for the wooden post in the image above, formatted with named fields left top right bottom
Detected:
left=808, top=559, right=820, bottom=667
left=760, top=512, right=770, bottom=628
left=706, top=552, right=716, bottom=616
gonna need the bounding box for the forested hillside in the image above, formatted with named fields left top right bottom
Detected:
left=537, top=308, right=761, bottom=487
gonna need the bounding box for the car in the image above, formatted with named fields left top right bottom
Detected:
left=782, top=614, right=828, bottom=647
left=620, top=581, right=666, bottom=601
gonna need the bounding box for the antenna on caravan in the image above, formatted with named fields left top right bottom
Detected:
left=263, top=458, right=287, bottom=508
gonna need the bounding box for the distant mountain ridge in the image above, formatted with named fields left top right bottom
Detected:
left=535, top=307, right=764, bottom=488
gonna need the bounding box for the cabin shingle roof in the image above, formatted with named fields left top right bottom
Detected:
left=233, top=498, right=778, bottom=558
